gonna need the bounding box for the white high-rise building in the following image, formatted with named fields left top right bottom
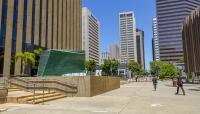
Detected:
left=119, top=11, right=137, bottom=64
left=100, top=52, right=110, bottom=65
left=82, top=7, right=100, bottom=63
left=152, top=17, right=160, bottom=61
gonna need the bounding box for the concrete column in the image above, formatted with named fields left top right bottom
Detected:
left=66, top=0, right=71, bottom=49
left=57, top=0, right=62, bottom=49
left=77, top=0, right=82, bottom=50
left=73, top=0, right=77, bottom=49
left=53, top=0, right=58, bottom=49
left=3, top=0, right=15, bottom=76
left=26, top=0, right=33, bottom=44
left=41, top=0, right=47, bottom=48
left=47, top=0, right=53, bottom=49
left=34, top=0, right=40, bottom=46
left=15, top=0, right=24, bottom=75
left=70, top=0, right=74, bottom=49
left=62, top=0, right=67, bottom=49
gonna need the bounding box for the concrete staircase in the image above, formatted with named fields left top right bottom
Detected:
left=8, top=88, right=21, bottom=92
left=5, top=77, right=78, bottom=104
left=8, top=91, right=67, bottom=104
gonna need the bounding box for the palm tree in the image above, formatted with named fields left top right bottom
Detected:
left=15, top=52, right=36, bottom=75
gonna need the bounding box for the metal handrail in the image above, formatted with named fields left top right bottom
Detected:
left=8, top=77, right=77, bottom=94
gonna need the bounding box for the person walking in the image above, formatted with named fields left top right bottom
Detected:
left=176, top=75, right=186, bottom=95
left=135, top=75, right=138, bottom=82
left=152, top=76, right=158, bottom=91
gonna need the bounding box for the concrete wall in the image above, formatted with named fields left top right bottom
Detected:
left=90, top=76, right=120, bottom=96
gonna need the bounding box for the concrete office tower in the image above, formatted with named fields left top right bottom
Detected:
left=152, top=17, right=160, bottom=61
left=100, top=52, right=110, bottom=65
left=119, top=11, right=137, bottom=64
left=109, top=44, right=120, bottom=61
left=0, top=0, right=82, bottom=76
left=136, top=29, right=145, bottom=70
left=157, top=0, right=200, bottom=63
left=82, top=7, right=100, bottom=63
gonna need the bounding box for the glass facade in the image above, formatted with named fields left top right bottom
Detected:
left=157, top=0, right=200, bottom=62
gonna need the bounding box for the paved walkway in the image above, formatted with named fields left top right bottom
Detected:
left=1, top=81, right=200, bottom=114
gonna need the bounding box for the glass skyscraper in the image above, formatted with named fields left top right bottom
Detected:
left=157, top=0, right=200, bottom=62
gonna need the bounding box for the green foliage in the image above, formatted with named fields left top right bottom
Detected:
left=140, top=69, right=146, bottom=76
left=111, top=59, right=120, bottom=75
left=150, top=61, right=178, bottom=79
left=33, top=48, right=43, bottom=57
left=85, top=60, right=96, bottom=73
left=101, top=59, right=112, bottom=75
left=15, top=52, right=36, bottom=66
left=15, top=52, right=36, bottom=74
left=128, top=60, right=142, bottom=76
left=101, top=59, right=119, bottom=76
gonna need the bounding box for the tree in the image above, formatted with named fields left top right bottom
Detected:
left=140, top=69, right=146, bottom=76
left=128, top=60, right=142, bottom=76
left=32, top=48, right=43, bottom=68
left=101, top=59, right=112, bottom=76
left=111, top=59, right=119, bottom=75
left=150, top=61, right=178, bottom=80
left=85, top=60, right=96, bottom=75
left=15, top=52, right=36, bottom=75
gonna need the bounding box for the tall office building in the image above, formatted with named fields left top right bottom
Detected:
left=136, top=29, right=145, bottom=70
left=109, top=44, right=120, bottom=61
left=100, top=52, right=110, bottom=65
left=152, top=17, right=160, bottom=61
left=82, top=7, right=100, bottom=63
left=119, top=11, right=137, bottom=64
left=157, top=0, right=200, bottom=62
left=0, top=0, right=82, bottom=76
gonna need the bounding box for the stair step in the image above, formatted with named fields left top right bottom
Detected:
left=8, top=88, right=21, bottom=92
left=31, top=95, right=67, bottom=104
left=18, top=91, right=56, bottom=99
left=23, top=93, right=61, bottom=101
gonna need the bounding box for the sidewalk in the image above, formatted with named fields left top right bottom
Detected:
left=1, top=81, right=200, bottom=114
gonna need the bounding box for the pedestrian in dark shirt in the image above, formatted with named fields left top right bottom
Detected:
left=135, top=75, right=139, bottom=82
left=176, top=75, right=186, bottom=95
left=152, top=76, right=158, bottom=91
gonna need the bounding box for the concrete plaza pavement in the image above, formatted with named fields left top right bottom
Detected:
left=1, top=81, right=200, bottom=114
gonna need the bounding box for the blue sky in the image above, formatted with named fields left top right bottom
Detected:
left=83, top=0, right=156, bottom=70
